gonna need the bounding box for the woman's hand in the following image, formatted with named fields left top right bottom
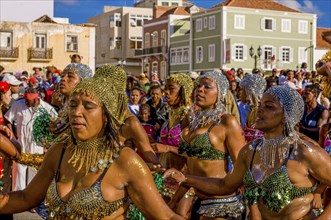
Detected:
left=313, top=193, right=323, bottom=209
left=163, top=168, right=187, bottom=184
left=146, top=162, right=166, bottom=173
left=0, top=192, right=9, bottom=209
left=0, top=125, right=14, bottom=139
left=151, top=143, right=169, bottom=153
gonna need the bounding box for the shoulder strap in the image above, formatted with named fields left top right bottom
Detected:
left=98, top=165, right=110, bottom=181
left=249, top=139, right=260, bottom=170
left=55, top=147, right=66, bottom=182
left=207, top=121, right=219, bottom=132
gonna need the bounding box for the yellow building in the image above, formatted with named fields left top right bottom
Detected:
left=0, top=15, right=96, bottom=74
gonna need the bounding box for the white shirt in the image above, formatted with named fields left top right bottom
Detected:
left=5, top=99, right=58, bottom=154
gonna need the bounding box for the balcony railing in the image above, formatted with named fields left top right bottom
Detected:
left=28, top=48, right=53, bottom=60
left=0, top=47, right=19, bottom=59
left=135, top=49, right=143, bottom=56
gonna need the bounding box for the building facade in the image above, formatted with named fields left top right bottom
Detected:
left=89, top=6, right=153, bottom=75
left=0, top=16, right=96, bottom=73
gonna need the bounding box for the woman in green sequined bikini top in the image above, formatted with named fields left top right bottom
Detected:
left=168, top=71, right=246, bottom=218
left=164, top=86, right=331, bottom=220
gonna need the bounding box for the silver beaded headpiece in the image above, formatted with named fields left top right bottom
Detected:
left=189, top=71, right=229, bottom=130
left=239, top=74, right=266, bottom=106
left=63, top=63, right=93, bottom=80
left=264, top=85, right=304, bottom=139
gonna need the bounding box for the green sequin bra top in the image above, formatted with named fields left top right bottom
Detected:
left=243, top=138, right=312, bottom=213
left=178, top=123, right=228, bottom=160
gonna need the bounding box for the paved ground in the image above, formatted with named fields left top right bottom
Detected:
left=14, top=212, right=42, bottom=220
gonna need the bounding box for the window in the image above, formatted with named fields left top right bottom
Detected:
left=263, top=46, right=273, bottom=60
left=208, top=44, right=215, bottom=62
left=130, top=14, right=144, bottom=27
left=298, top=20, right=308, bottom=34
left=172, top=3, right=179, bottom=6
left=130, top=37, right=142, bottom=49
left=234, top=15, right=245, bottom=29
left=232, top=44, right=247, bottom=61
left=109, top=37, right=114, bottom=49
left=204, top=17, right=208, bottom=28
left=109, top=15, right=115, bottom=28
left=66, top=35, right=78, bottom=52
left=298, top=47, right=308, bottom=63
left=196, top=19, right=202, bottom=32
left=152, top=62, right=158, bottom=73
left=35, top=33, right=46, bottom=49
left=171, top=49, right=176, bottom=64
left=115, top=37, right=122, bottom=49
left=176, top=48, right=183, bottom=64
left=162, top=2, right=169, bottom=6
left=152, top=32, right=158, bottom=47
left=196, top=46, right=203, bottom=63
left=209, top=16, right=215, bottom=30
left=280, top=47, right=292, bottom=62
left=145, top=33, right=150, bottom=48
left=115, top=13, right=122, bottom=27
left=0, top=32, right=12, bottom=48
left=183, top=48, right=189, bottom=63
left=261, top=18, right=275, bottom=31
left=281, top=19, right=291, bottom=33
left=161, top=30, right=166, bottom=47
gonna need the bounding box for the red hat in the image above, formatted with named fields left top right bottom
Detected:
left=227, top=70, right=234, bottom=75
left=28, top=77, right=37, bottom=84
left=0, top=81, right=10, bottom=93
left=54, top=69, right=62, bottom=75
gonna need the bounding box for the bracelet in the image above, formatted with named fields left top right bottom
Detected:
left=178, top=176, right=187, bottom=185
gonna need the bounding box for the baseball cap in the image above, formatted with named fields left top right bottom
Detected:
left=2, top=73, right=22, bottom=86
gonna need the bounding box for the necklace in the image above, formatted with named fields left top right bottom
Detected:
left=256, top=136, right=290, bottom=169
left=168, top=106, right=187, bottom=128
left=188, top=108, right=223, bottom=131
left=67, top=137, right=119, bottom=174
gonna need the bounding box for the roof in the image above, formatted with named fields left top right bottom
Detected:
left=316, top=28, right=331, bottom=49
left=33, top=15, right=57, bottom=23
left=211, top=0, right=300, bottom=13
left=155, top=5, right=204, bottom=18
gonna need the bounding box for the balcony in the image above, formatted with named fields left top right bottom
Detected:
left=135, top=49, right=143, bottom=56
left=28, top=48, right=53, bottom=61
left=135, top=46, right=168, bottom=57
left=0, top=47, right=19, bottom=61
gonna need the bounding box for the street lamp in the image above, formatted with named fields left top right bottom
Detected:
left=249, top=45, right=262, bottom=69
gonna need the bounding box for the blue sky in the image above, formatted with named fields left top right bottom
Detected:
left=54, top=0, right=331, bottom=28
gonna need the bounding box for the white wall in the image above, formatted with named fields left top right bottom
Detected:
left=0, top=0, right=54, bottom=22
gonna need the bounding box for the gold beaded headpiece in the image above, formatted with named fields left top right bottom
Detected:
left=71, top=77, right=126, bottom=130
left=93, top=64, right=129, bottom=126
left=169, top=73, right=194, bottom=107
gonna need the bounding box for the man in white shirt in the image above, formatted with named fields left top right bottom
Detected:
left=5, top=88, right=57, bottom=190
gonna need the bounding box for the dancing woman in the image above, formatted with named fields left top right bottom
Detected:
left=165, top=86, right=331, bottom=219
left=172, top=71, right=246, bottom=219
left=239, top=74, right=266, bottom=142
left=0, top=76, right=184, bottom=219
left=151, top=73, right=194, bottom=171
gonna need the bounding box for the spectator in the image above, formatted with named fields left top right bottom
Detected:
left=2, top=73, right=22, bottom=101
left=70, top=54, right=82, bottom=63
left=266, top=78, right=277, bottom=90
left=230, top=80, right=238, bottom=100
left=300, top=84, right=329, bottom=141
left=235, top=68, right=244, bottom=83
left=4, top=87, right=57, bottom=191
left=138, top=104, right=157, bottom=142
left=128, top=87, right=142, bottom=116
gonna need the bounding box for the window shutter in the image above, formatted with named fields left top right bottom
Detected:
left=272, top=18, right=276, bottom=31
left=290, top=47, right=293, bottom=62
left=232, top=45, right=236, bottom=59
left=243, top=45, right=247, bottom=60
left=261, top=18, right=265, bottom=30
left=279, top=47, right=283, bottom=61
left=272, top=47, right=276, bottom=57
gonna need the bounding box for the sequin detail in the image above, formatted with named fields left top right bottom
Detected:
left=178, top=132, right=228, bottom=160
left=197, top=195, right=245, bottom=218
left=243, top=142, right=312, bottom=213
left=45, top=169, right=125, bottom=219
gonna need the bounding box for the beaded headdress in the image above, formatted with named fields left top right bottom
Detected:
left=68, top=77, right=122, bottom=174
left=93, top=64, right=129, bottom=127
left=169, top=73, right=194, bottom=107
left=239, top=74, right=266, bottom=106
left=63, top=63, right=93, bottom=80
left=264, top=85, right=304, bottom=139
left=189, top=71, right=229, bottom=130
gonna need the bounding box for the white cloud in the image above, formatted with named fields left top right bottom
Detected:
left=57, top=0, right=79, bottom=6
left=276, top=0, right=323, bottom=16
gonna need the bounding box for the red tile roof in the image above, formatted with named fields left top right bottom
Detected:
left=316, top=28, right=331, bottom=49
left=211, top=0, right=300, bottom=13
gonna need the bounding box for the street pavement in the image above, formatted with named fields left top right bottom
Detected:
left=14, top=212, right=42, bottom=220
